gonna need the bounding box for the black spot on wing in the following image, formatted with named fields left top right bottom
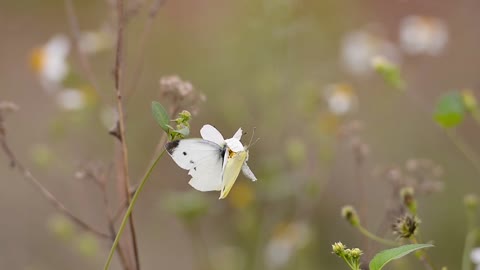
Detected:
left=165, top=140, right=180, bottom=154
left=183, top=152, right=187, bottom=156
left=190, top=160, right=194, bottom=164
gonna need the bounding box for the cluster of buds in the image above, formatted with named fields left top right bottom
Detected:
left=392, top=214, right=420, bottom=239
left=332, top=242, right=363, bottom=269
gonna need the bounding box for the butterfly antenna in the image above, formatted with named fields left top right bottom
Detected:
left=248, top=138, right=260, bottom=149
left=248, top=127, right=256, bottom=147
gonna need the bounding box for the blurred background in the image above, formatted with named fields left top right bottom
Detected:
left=1, top=0, right=480, bottom=269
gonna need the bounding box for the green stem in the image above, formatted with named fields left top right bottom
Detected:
left=103, top=150, right=166, bottom=270
left=411, top=236, right=436, bottom=270
left=356, top=224, right=397, bottom=246
left=445, top=129, right=480, bottom=175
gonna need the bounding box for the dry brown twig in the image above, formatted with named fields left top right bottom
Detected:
left=113, top=0, right=141, bottom=269
left=0, top=102, right=111, bottom=240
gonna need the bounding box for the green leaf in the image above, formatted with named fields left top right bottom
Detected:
left=151, top=101, right=170, bottom=132
left=369, top=244, right=434, bottom=270
left=434, top=92, right=466, bottom=128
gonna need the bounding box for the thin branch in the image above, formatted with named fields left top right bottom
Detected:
left=126, top=0, right=167, bottom=102
left=98, top=174, right=132, bottom=270
left=113, top=0, right=140, bottom=269
left=64, top=0, right=102, bottom=95
left=0, top=135, right=110, bottom=240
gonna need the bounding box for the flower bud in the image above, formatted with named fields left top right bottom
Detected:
left=400, top=187, right=417, bottom=214
left=341, top=205, right=360, bottom=226
left=350, top=248, right=363, bottom=259
left=332, top=242, right=346, bottom=256
left=464, top=194, right=478, bottom=211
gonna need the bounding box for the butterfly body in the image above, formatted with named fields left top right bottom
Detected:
left=165, top=124, right=256, bottom=199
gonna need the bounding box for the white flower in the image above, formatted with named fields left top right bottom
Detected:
left=323, top=83, right=357, bottom=115
left=399, top=15, right=448, bottom=56
left=30, top=34, right=71, bottom=88
left=471, top=248, right=480, bottom=270
left=79, top=28, right=113, bottom=54
left=56, top=89, right=86, bottom=111
left=341, top=29, right=400, bottom=76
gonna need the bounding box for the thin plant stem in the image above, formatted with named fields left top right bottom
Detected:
left=113, top=0, right=140, bottom=268
left=103, top=149, right=166, bottom=270
left=445, top=129, right=480, bottom=176
left=355, top=224, right=397, bottom=246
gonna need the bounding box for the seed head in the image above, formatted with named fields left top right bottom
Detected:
left=392, top=214, right=420, bottom=239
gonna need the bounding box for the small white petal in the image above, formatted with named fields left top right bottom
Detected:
left=471, top=248, right=480, bottom=264
left=56, top=89, right=86, bottom=111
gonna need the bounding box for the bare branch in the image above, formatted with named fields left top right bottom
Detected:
left=0, top=117, right=110, bottom=240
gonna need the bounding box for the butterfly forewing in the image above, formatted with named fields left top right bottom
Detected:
left=166, top=139, right=227, bottom=191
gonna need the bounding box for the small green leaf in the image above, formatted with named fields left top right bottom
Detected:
left=434, top=92, right=466, bottom=128
left=151, top=101, right=170, bottom=132
left=369, top=244, right=434, bottom=270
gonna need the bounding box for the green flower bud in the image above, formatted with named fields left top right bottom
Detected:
left=464, top=194, right=478, bottom=210
left=332, top=242, right=346, bottom=256
left=341, top=205, right=360, bottom=226
left=400, top=187, right=417, bottom=214
left=350, top=248, right=363, bottom=259
left=74, top=233, right=99, bottom=258
left=371, top=56, right=405, bottom=90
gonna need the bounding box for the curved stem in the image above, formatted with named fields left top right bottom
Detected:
left=355, top=224, right=398, bottom=246
left=103, top=150, right=166, bottom=270
left=445, top=129, right=480, bottom=175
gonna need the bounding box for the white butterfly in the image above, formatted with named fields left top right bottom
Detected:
left=165, top=124, right=257, bottom=199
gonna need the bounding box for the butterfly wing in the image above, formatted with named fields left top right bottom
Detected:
left=242, top=163, right=257, bottom=181
left=166, top=139, right=226, bottom=191
left=200, top=124, right=225, bottom=145
left=219, top=151, right=248, bottom=199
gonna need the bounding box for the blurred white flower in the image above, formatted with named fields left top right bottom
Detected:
left=341, top=29, right=400, bottom=76
left=56, top=89, right=86, bottom=111
left=79, top=28, right=114, bottom=54
left=471, top=248, right=480, bottom=270
left=399, top=15, right=448, bottom=56
left=323, top=83, right=357, bottom=115
left=265, top=221, right=312, bottom=269
left=30, top=34, right=71, bottom=89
